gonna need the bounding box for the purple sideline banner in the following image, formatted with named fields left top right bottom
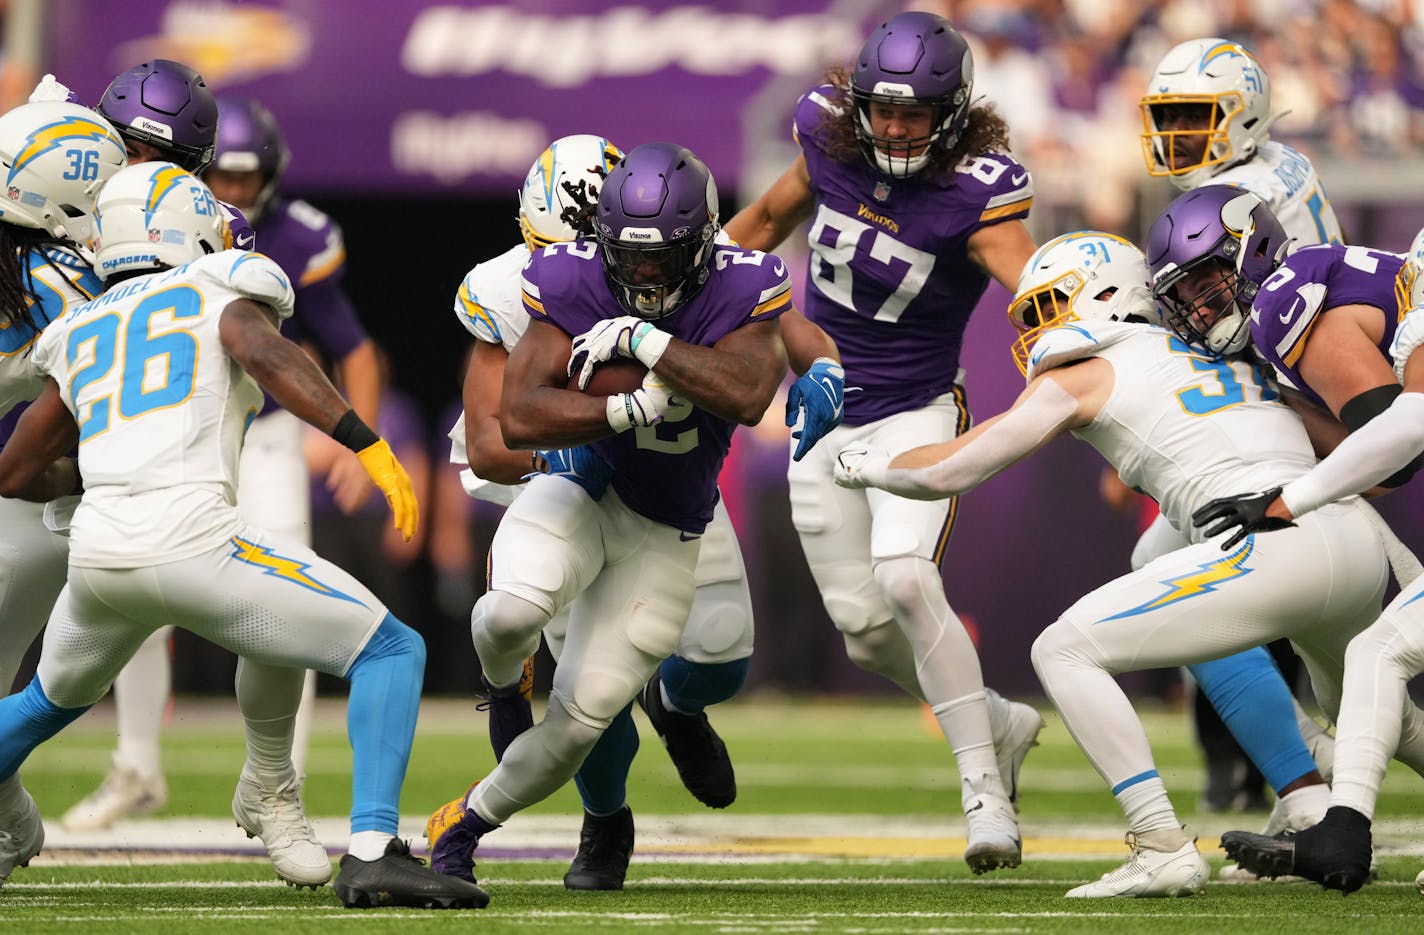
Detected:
left=44, top=0, right=882, bottom=195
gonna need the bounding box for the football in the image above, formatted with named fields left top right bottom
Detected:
left=569, top=358, right=648, bottom=396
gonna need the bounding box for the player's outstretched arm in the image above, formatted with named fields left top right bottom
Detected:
left=0, top=379, right=81, bottom=502
left=723, top=156, right=814, bottom=252
left=967, top=220, right=1038, bottom=294
left=219, top=298, right=418, bottom=540
left=835, top=364, right=1103, bottom=499
left=463, top=340, right=538, bottom=484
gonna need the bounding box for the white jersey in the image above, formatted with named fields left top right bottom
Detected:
left=1027, top=320, right=1318, bottom=540
left=0, top=247, right=101, bottom=417
left=449, top=243, right=536, bottom=504
left=1392, top=306, right=1424, bottom=382
left=34, top=250, right=295, bottom=568
left=453, top=243, right=530, bottom=351
left=1214, top=141, right=1343, bottom=247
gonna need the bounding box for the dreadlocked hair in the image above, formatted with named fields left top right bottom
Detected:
left=0, top=224, right=85, bottom=337
left=815, top=67, right=1014, bottom=181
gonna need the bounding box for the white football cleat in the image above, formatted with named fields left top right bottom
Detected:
left=233, top=771, right=332, bottom=888
left=963, top=793, right=1021, bottom=874
left=1066, top=830, right=1208, bottom=898
left=0, top=788, right=43, bottom=887
left=1415, top=866, right=1424, bottom=894
left=60, top=758, right=166, bottom=830
left=988, top=691, right=1044, bottom=808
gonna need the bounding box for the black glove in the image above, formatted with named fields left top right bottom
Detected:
left=1191, top=486, right=1296, bottom=551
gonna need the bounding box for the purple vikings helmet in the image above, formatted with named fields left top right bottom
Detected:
left=210, top=96, right=290, bottom=223
left=1147, top=184, right=1290, bottom=357
left=97, top=60, right=218, bottom=173
left=595, top=142, right=719, bottom=320
left=851, top=11, right=974, bottom=178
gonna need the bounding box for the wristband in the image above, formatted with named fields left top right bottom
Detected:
left=332, top=409, right=380, bottom=452
left=629, top=325, right=671, bottom=368
left=606, top=394, right=635, bottom=433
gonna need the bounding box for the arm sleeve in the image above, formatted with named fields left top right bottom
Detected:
left=1281, top=391, right=1424, bottom=516
left=882, top=378, right=1078, bottom=499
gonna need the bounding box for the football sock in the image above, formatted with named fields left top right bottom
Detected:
left=234, top=657, right=303, bottom=782
left=112, top=626, right=170, bottom=778
left=290, top=669, right=318, bottom=777
left=658, top=656, right=749, bottom=714
left=574, top=702, right=638, bottom=816
left=345, top=613, right=424, bottom=835
left=1189, top=646, right=1317, bottom=793
left=0, top=676, right=89, bottom=780
left=1115, top=774, right=1181, bottom=836
left=347, top=829, right=395, bottom=861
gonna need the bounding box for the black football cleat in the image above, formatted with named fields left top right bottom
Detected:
left=334, top=838, right=490, bottom=909
left=564, top=807, right=635, bottom=891
left=1221, top=806, right=1374, bottom=894
left=637, top=671, right=736, bottom=808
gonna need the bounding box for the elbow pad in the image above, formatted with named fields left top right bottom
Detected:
left=1340, top=385, right=1419, bottom=487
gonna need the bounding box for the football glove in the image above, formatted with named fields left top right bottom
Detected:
left=532, top=445, right=613, bottom=500
left=786, top=357, right=845, bottom=462
left=568, top=316, right=671, bottom=389
left=833, top=444, right=892, bottom=490
left=1191, top=486, right=1296, bottom=551
left=355, top=438, right=419, bottom=541
left=607, top=370, right=675, bottom=432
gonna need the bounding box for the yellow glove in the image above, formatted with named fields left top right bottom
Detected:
left=356, top=438, right=418, bottom=542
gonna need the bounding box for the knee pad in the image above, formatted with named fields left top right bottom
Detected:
left=1030, top=620, right=1094, bottom=685
left=871, top=556, right=940, bottom=621
left=471, top=591, right=549, bottom=660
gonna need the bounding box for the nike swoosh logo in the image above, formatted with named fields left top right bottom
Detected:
left=1280, top=296, right=1303, bottom=324
left=966, top=800, right=984, bottom=813
left=1011, top=171, right=1027, bottom=185
left=679, top=531, right=701, bottom=542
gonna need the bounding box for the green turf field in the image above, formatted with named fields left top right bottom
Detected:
left=8, top=695, right=1424, bottom=932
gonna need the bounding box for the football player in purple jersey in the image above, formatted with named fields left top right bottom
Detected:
left=424, top=142, right=791, bottom=887
left=1146, top=186, right=1424, bottom=893
left=724, top=10, right=1040, bottom=872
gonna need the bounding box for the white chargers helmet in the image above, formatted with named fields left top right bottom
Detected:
left=0, top=101, right=126, bottom=249
left=1140, top=38, right=1273, bottom=191
left=518, top=134, right=622, bottom=250
left=93, top=162, right=229, bottom=280
left=1008, top=231, right=1158, bottom=376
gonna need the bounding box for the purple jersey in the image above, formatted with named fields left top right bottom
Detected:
left=520, top=241, right=791, bottom=533
left=253, top=197, right=369, bottom=414
left=794, top=85, right=1033, bottom=425
left=1250, top=243, right=1404, bottom=407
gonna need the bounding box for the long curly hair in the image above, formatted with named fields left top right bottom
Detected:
left=0, top=225, right=87, bottom=337
left=813, top=67, right=1014, bottom=180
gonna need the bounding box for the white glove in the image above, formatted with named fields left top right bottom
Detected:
left=607, top=370, right=675, bottom=432
left=569, top=315, right=671, bottom=390
left=833, top=444, right=893, bottom=489
left=29, top=74, right=77, bottom=104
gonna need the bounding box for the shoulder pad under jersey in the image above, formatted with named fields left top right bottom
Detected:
left=1024, top=320, right=1143, bottom=382
left=1392, top=306, right=1424, bottom=383
left=218, top=250, right=295, bottom=321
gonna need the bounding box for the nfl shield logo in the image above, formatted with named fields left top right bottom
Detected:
left=873, top=180, right=891, bottom=202
left=6, top=187, right=17, bottom=200
left=148, top=228, right=161, bottom=242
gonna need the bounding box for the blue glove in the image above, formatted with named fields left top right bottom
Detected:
left=786, top=358, right=845, bottom=461
left=535, top=445, right=613, bottom=500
